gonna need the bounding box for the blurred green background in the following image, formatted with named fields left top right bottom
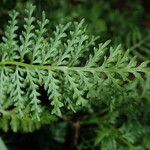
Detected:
left=0, top=0, right=150, bottom=150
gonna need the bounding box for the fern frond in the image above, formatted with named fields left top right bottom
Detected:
left=2, top=10, right=18, bottom=60
left=44, top=71, right=63, bottom=116
left=10, top=67, right=25, bottom=116
left=19, top=4, right=36, bottom=61
left=125, top=28, right=150, bottom=60
left=0, top=4, right=149, bottom=120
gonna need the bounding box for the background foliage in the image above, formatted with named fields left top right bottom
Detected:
left=0, top=0, right=150, bottom=150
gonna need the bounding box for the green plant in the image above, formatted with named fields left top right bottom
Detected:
left=0, top=3, right=150, bottom=150
left=123, top=28, right=150, bottom=60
